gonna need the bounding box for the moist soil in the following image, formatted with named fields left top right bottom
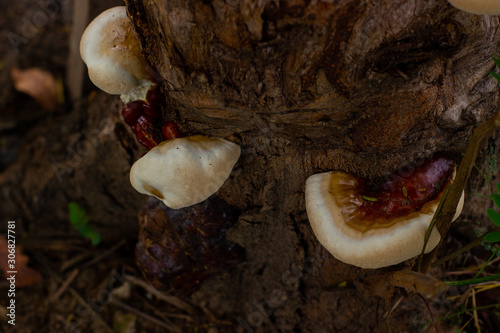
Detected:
left=1, top=1, right=500, bottom=332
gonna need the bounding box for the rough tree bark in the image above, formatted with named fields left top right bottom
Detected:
left=117, top=0, right=500, bottom=330
left=1, top=0, right=499, bottom=331
left=122, top=0, right=500, bottom=330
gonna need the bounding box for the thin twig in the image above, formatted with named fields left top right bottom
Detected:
left=459, top=317, right=474, bottom=332
left=472, top=288, right=480, bottom=333
left=383, top=296, right=404, bottom=318
left=475, top=282, right=500, bottom=293
left=164, top=312, right=194, bottom=321
left=34, top=253, right=114, bottom=333
left=66, top=0, right=90, bottom=101
left=437, top=303, right=500, bottom=321
left=50, top=268, right=79, bottom=303
left=109, top=297, right=182, bottom=333
left=80, top=239, right=127, bottom=270
left=416, top=293, right=438, bottom=333
left=432, top=226, right=500, bottom=268
left=443, top=273, right=500, bottom=286
left=446, top=270, right=478, bottom=276
left=474, top=247, right=500, bottom=279
left=417, top=186, right=450, bottom=271
left=125, top=275, right=195, bottom=314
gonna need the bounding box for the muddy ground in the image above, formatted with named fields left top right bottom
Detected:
left=0, top=1, right=500, bottom=332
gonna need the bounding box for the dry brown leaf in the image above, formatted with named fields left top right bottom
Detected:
left=11, top=67, right=59, bottom=110
left=387, top=270, right=447, bottom=299
left=0, top=236, right=43, bottom=287
left=366, top=269, right=447, bottom=301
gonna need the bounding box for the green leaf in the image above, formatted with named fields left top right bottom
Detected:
left=79, top=225, right=101, bottom=246
left=494, top=193, right=500, bottom=209
left=484, top=232, right=500, bottom=243
left=493, top=55, right=500, bottom=69
left=361, top=196, right=377, bottom=202
left=69, top=202, right=88, bottom=228
left=497, top=182, right=500, bottom=194
left=402, top=186, right=408, bottom=198
left=490, top=71, right=500, bottom=86
left=68, top=202, right=101, bottom=245
left=74, top=217, right=88, bottom=229
left=90, top=232, right=101, bottom=246
left=487, top=208, right=500, bottom=227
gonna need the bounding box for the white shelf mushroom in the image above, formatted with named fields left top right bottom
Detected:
left=130, top=136, right=241, bottom=209
left=448, top=0, right=500, bottom=15
left=80, top=6, right=154, bottom=101
left=305, top=158, right=465, bottom=269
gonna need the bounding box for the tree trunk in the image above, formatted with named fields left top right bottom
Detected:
left=119, top=0, right=500, bottom=330
left=1, top=0, right=499, bottom=331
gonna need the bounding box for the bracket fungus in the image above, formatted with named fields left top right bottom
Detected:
left=81, top=6, right=242, bottom=209
left=447, top=0, right=500, bottom=15
left=80, top=6, right=153, bottom=98
left=305, top=156, right=465, bottom=269
left=130, top=136, right=241, bottom=209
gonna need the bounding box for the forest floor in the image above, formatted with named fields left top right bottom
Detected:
left=1, top=1, right=500, bottom=332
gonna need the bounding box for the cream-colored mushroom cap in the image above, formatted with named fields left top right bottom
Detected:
left=80, top=6, right=150, bottom=95
left=448, top=0, right=500, bottom=15
left=130, top=136, right=241, bottom=209
left=305, top=172, right=464, bottom=269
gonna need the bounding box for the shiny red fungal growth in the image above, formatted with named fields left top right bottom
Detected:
left=145, top=85, right=162, bottom=106
left=130, top=115, right=164, bottom=150
left=142, top=101, right=161, bottom=119
left=135, top=196, right=245, bottom=297
left=162, top=121, right=184, bottom=140
left=356, top=156, right=455, bottom=220
left=122, top=100, right=162, bottom=150
left=121, top=101, right=145, bottom=126
left=121, top=86, right=182, bottom=150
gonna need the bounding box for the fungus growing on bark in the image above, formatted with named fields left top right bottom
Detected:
left=136, top=196, right=245, bottom=297
left=448, top=0, right=500, bottom=15
left=81, top=7, right=240, bottom=206
left=130, top=136, right=241, bottom=209
left=305, top=156, right=465, bottom=269
left=80, top=6, right=175, bottom=150
left=120, top=85, right=178, bottom=150
left=80, top=6, right=153, bottom=97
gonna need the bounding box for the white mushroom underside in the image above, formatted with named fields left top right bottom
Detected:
left=305, top=172, right=465, bottom=269
left=130, top=136, right=241, bottom=209
left=448, top=0, right=500, bottom=15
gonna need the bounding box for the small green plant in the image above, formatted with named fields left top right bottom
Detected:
left=484, top=182, right=500, bottom=242
left=439, top=180, right=500, bottom=332
left=69, top=202, right=101, bottom=246
left=444, top=181, right=500, bottom=286
left=490, top=55, right=500, bottom=86
left=472, top=146, right=498, bottom=201
left=437, top=54, right=500, bottom=333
